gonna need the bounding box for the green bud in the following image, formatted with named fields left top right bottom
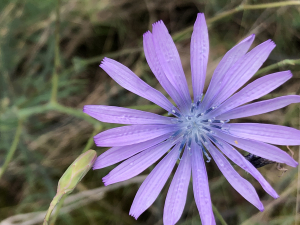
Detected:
left=57, top=150, right=97, bottom=195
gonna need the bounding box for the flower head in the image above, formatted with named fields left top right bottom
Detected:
left=84, top=13, right=300, bottom=225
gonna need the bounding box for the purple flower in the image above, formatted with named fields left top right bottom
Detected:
left=84, top=13, right=300, bottom=225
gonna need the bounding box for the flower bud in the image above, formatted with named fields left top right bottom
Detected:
left=57, top=150, right=97, bottom=194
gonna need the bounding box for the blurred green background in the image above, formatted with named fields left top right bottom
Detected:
left=1, top=0, right=300, bottom=224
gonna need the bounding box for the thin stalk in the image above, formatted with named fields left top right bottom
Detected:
left=51, top=102, right=100, bottom=125
left=15, top=102, right=101, bottom=126
left=82, top=126, right=101, bottom=153
left=50, top=0, right=61, bottom=103
left=173, top=1, right=300, bottom=41
left=212, top=204, right=228, bottom=225
left=49, top=194, right=66, bottom=225
left=43, top=193, right=63, bottom=225
left=0, top=119, right=23, bottom=180
left=255, top=59, right=300, bottom=76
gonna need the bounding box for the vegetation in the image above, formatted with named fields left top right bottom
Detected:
left=1, top=0, right=300, bottom=224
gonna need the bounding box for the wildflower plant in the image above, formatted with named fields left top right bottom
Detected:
left=84, top=13, right=300, bottom=225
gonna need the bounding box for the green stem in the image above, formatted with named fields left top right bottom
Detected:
left=81, top=47, right=143, bottom=66
left=212, top=204, right=228, bottom=225
left=16, top=102, right=101, bottom=126
left=49, top=194, right=66, bottom=225
left=82, top=125, right=101, bottom=153
left=50, top=0, right=61, bottom=103
left=43, top=193, right=64, bottom=225
left=51, top=102, right=100, bottom=125
left=173, top=1, right=300, bottom=41
left=0, top=119, right=23, bottom=180
left=255, top=59, right=300, bottom=76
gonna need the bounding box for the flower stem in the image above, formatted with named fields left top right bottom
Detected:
left=49, top=194, right=66, bottom=225
left=255, top=59, right=300, bottom=76
left=43, top=193, right=63, bottom=225
left=50, top=0, right=61, bottom=103
left=0, top=119, right=23, bottom=180
left=173, top=1, right=300, bottom=42
left=82, top=125, right=101, bottom=153
left=212, top=204, right=228, bottom=225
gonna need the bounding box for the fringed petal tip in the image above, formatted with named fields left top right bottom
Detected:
left=99, top=57, right=109, bottom=68
left=129, top=212, right=139, bottom=220
left=196, top=12, right=205, bottom=20
left=102, top=175, right=111, bottom=186
left=266, top=39, right=276, bottom=49
left=143, top=30, right=152, bottom=37
left=152, top=20, right=164, bottom=28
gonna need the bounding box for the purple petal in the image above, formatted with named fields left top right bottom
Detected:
left=212, top=129, right=298, bottom=167
left=93, top=133, right=171, bottom=169
left=201, top=34, right=255, bottom=110
left=205, top=139, right=264, bottom=211
left=164, top=148, right=191, bottom=225
left=143, top=31, right=186, bottom=110
left=191, top=13, right=209, bottom=102
left=102, top=140, right=176, bottom=185
left=223, top=123, right=300, bottom=146
left=213, top=137, right=278, bottom=198
left=152, top=21, right=191, bottom=108
left=84, top=105, right=173, bottom=125
left=191, top=141, right=215, bottom=225
left=100, top=57, right=174, bottom=111
left=210, top=71, right=292, bottom=117
left=209, top=40, right=276, bottom=108
left=94, top=124, right=177, bottom=147
left=129, top=143, right=179, bottom=219
left=217, top=95, right=300, bottom=120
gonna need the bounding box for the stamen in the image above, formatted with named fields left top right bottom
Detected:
left=196, top=112, right=204, bottom=118
left=200, top=134, right=207, bottom=143
left=204, top=106, right=217, bottom=115
left=221, top=126, right=229, bottom=131
left=194, top=133, right=199, bottom=144
left=206, top=133, right=221, bottom=146
left=196, top=94, right=203, bottom=107
left=210, top=124, right=222, bottom=129
left=190, top=103, right=196, bottom=113
left=203, top=150, right=212, bottom=163
left=178, top=138, right=187, bottom=160
left=186, top=116, right=192, bottom=120
left=211, top=119, right=223, bottom=123
left=195, top=139, right=211, bottom=163
left=187, top=137, right=192, bottom=150
left=200, top=119, right=209, bottom=123
left=168, top=107, right=182, bottom=117
left=169, top=129, right=183, bottom=140
left=171, top=118, right=183, bottom=124
left=172, top=110, right=181, bottom=117
left=201, top=126, right=212, bottom=133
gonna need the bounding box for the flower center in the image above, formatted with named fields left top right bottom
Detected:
left=169, top=98, right=230, bottom=161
